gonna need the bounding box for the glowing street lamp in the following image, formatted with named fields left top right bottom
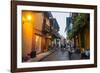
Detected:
left=27, top=14, right=32, bottom=21
left=22, top=12, right=34, bottom=23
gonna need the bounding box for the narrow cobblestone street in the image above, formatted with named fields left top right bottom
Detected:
left=41, top=49, right=69, bottom=61
left=41, top=48, right=81, bottom=61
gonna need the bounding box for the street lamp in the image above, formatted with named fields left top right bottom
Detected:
left=27, top=14, right=32, bottom=21
left=22, top=13, right=33, bottom=23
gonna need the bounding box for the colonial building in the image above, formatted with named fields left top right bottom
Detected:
left=50, top=18, right=60, bottom=46
left=22, top=11, right=60, bottom=62
left=66, top=13, right=90, bottom=53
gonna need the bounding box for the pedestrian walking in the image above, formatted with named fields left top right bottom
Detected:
left=68, top=47, right=72, bottom=60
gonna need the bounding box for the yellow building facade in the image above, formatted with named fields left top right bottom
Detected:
left=22, top=11, right=52, bottom=61
left=73, top=26, right=90, bottom=53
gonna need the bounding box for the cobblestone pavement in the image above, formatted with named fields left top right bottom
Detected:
left=41, top=48, right=81, bottom=61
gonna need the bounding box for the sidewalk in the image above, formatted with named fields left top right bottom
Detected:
left=27, top=50, right=55, bottom=62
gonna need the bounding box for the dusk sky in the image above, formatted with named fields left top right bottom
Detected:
left=51, top=12, right=70, bottom=38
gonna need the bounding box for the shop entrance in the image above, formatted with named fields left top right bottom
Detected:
left=35, top=35, right=42, bottom=54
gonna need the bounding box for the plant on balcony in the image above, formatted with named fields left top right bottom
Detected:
left=73, top=13, right=86, bottom=33
left=67, top=30, right=74, bottom=39
left=67, top=13, right=87, bottom=39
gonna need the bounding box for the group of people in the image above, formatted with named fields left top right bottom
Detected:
left=60, top=43, right=90, bottom=60
left=48, top=42, right=90, bottom=60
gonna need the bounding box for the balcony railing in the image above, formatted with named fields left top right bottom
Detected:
left=42, top=24, right=51, bottom=33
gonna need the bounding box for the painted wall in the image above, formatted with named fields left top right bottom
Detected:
left=22, top=11, right=33, bottom=57
left=34, top=12, right=44, bottom=31
left=22, top=11, right=44, bottom=57
left=84, top=28, right=90, bottom=49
